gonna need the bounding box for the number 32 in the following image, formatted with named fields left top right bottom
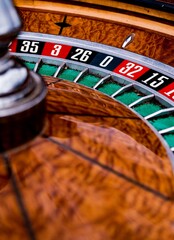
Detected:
left=119, top=62, right=143, bottom=78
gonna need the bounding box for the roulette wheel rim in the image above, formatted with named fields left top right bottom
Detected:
left=10, top=31, right=174, bottom=161
left=2, top=0, right=172, bottom=239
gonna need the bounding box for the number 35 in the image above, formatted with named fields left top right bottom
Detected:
left=20, top=41, right=39, bottom=53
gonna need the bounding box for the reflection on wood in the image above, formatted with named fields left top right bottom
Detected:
left=45, top=78, right=174, bottom=195
left=2, top=1, right=174, bottom=239
left=46, top=77, right=169, bottom=157
left=0, top=78, right=174, bottom=239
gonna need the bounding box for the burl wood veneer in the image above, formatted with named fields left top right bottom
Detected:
left=14, top=0, right=174, bottom=66
left=1, top=1, right=174, bottom=239
left=0, top=78, right=174, bottom=240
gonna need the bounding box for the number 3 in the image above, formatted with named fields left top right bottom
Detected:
left=51, top=45, right=62, bottom=56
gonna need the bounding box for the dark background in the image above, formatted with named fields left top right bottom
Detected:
left=120, top=0, right=174, bottom=12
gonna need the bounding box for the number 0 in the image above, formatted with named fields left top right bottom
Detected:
left=99, top=56, right=113, bottom=67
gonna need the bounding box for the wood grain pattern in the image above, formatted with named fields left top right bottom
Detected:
left=66, top=0, right=174, bottom=21
left=0, top=135, right=173, bottom=239
left=45, top=78, right=174, bottom=195
left=17, top=9, right=174, bottom=66
left=14, top=0, right=174, bottom=34
left=45, top=77, right=169, bottom=158
left=1, top=1, right=174, bottom=239
left=14, top=0, right=174, bottom=21
left=0, top=76, right=173, bottom=239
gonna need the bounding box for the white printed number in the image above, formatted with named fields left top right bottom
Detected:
left=164, top=89, right=174, bottom=99
left=71, top=49, right=92, bottom=62
left=99, top=56, right=113, bottom=67
left=142, top=73, right=169, bottom=88
left=119, top=62, right=143, bottom=78
left=20, top=41, right=39, bottom=53
left=51, top=45, right=62, bottom=56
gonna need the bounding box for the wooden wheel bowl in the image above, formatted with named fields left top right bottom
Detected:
left=0, top=77, right=174, bottom=240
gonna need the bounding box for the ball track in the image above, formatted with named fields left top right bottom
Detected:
left=11, top=33, right=174, bottom=160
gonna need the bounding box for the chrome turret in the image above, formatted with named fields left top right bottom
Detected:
left=0, top=0, right=47, bottom=151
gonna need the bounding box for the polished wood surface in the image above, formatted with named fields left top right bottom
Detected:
left=0, top=78, right=174, bottom=239
left=14, top=0, right=174, bottom=23
left=14, top=0, right=174, bottom=66
left=45, top=78, right=173, bottom=196
left=65, top=0, right=174, bottom=21
left=1, top=1, right=174, bottom=239
left=46, top=77, right=169, bottom=158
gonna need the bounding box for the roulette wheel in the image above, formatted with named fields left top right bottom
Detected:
left=0, top=0, right=174, bottom=239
